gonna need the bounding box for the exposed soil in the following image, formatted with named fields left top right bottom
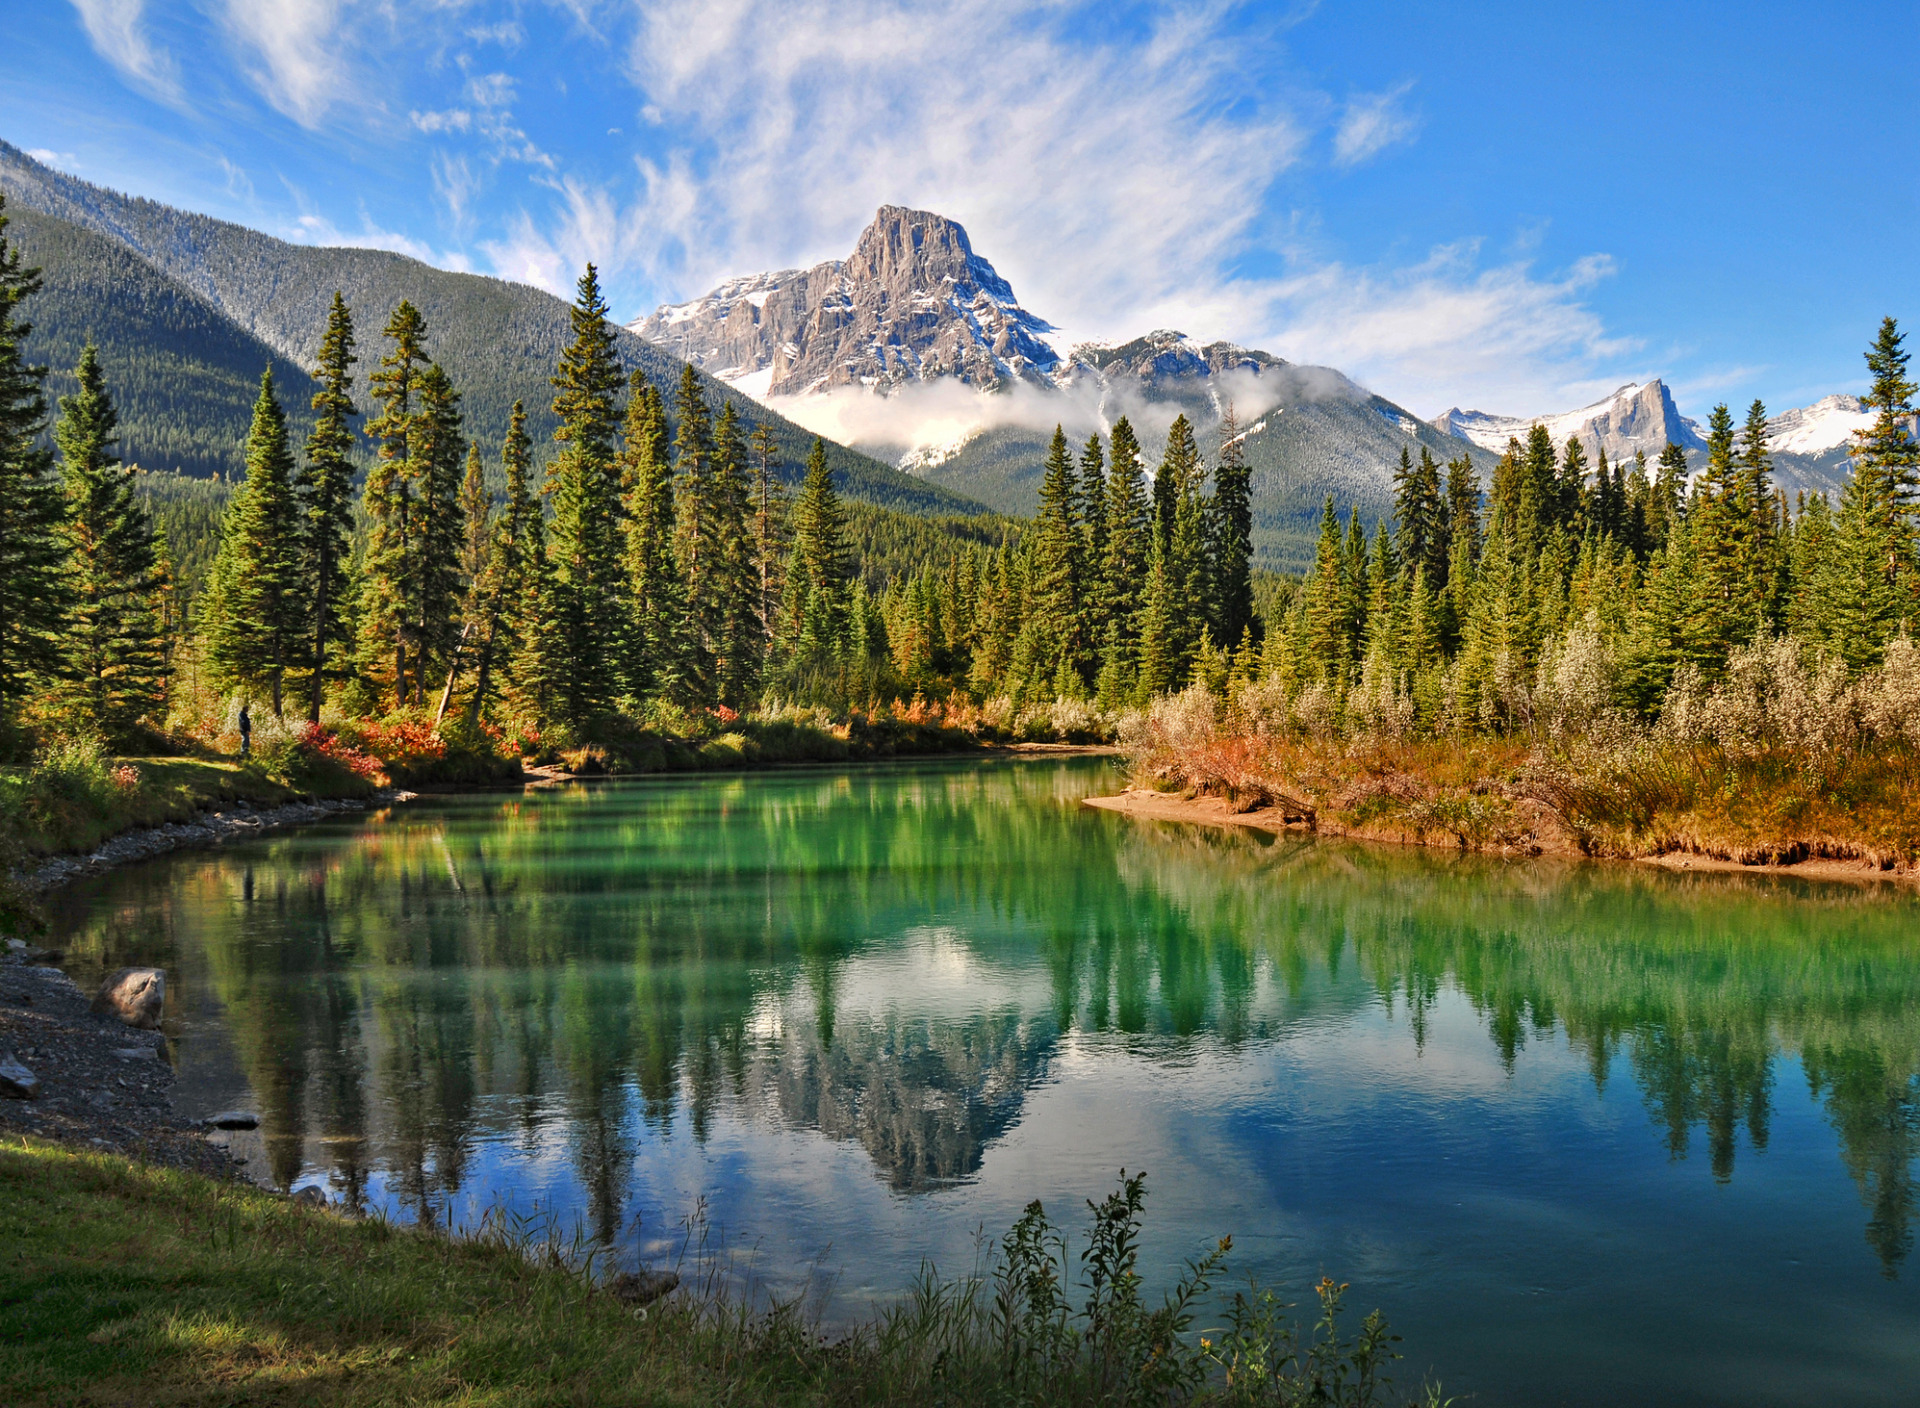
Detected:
left=1082, top=788, right=1919, bottom=887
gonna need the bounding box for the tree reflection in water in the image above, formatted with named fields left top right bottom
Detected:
left=45, top=759, right=1920, bottom=1276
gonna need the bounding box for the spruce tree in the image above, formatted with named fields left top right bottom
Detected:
left=1095, top=417, right=1151, bottom=705
left=749, top=420, right=788, bottom=645
left=358, top=300, right=429, bottom=708
left=1015, top=426, right=1084, bottom=695
left=204, top=370, right=305, bottom=715
left=1301, top=497, right=1351, bottom=687
left=298, top=292, right=357, bottom=722
left=1079, top=431, right=1108, bottom=664
left=781, top=438, right=849, bottom=667
left=620, top=377, right=688, bottom=704
left=708, top=400, right=760, bottom=706
left=1209, top=406, right=1256, bottom=652
left=1847, top=316, right=1920, bottom=624
left=467, top=401, right=540, bottom=727
left=0, top=192, right=68, bottom=735
left=54, top=343, right=168, bottom=742
left=410, top=362, right=468, bottom=704
left=670, top=364, right=719, bottom=698
left=1154, top=414, right=1201, bottom=544
left=541, top=266, right=625, bottom=725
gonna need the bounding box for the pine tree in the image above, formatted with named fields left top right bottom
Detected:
left=1015, top=426, right=1083, bottom=695
left=541, top=266, right=626, bottom=725
left=409, top=363, right=468, bottom=704
left=620, top=377, right=689, bottom=705
left=298, top=292, right=357, bottom=722
left=1154, top=414, right=1201, bottom=545
left=1209, top=406, right=1255, bottom=652
left=1846, top=316, right=1920, bottom=630
left=1301, top=497, right=1351, bottom=687
left=781, top=438, right=849, bottom=668
left=1079, top=431, right=1108, bottom=666
left=1737, top=398, right=1783, bottom=628
left=466, top=401, right=540, bottom=727
left=358, top=300, right=429, bottom=709
left=749, top=420, right=788, bottom=645
left=53, top=343, right=168, bottom=741
left=708, top=400, right=761, bottom=706
left=204, top=370, right=304, bottom=715
left=431, top=440, right=493, bottom=722
left=670, top=364, right=719, bottom=698
left=0, top=191, right=68, bottom=735
left=1095, top=417, right=1150, bottom=705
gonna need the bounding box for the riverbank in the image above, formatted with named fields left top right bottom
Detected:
left=1084, top=785, right=1919, bottom=886
left=0, top=1133, right=1418, bottom=1408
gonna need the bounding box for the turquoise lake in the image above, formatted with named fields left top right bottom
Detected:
left=45, top=756, right=1920, bottom=1406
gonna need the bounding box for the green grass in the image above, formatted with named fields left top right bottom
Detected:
left=0, top=753, right=329, bottom=858
left=0, top=1137, right=1434, bottom=1408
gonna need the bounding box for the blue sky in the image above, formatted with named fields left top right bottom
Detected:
left=4, top=0, right=1915, bottom=419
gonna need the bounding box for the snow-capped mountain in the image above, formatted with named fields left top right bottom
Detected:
left=632, top=207, right=1489, bottom=568
left=1764, top=394, right=1872, bottom=456
left=633, top=206, right=1062, bottom=398
left=1432, top=381, right=1704, bottom=464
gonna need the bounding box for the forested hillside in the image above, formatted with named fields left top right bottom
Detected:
left=7, top=205, right=315, bottom=477
left=0, top=143, right=980, bottom=516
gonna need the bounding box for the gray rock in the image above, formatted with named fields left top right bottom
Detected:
left=207, top=1110, right=259, bottom=1130
left=0, top=1051, right=39, bottom=1099
left=608, top=1269, right=680, bottom=1306
left=92, top=967, right=166, bottom=1029
left=291, top=1186, right=329, bottom=1208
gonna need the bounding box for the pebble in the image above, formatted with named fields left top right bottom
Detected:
left=0, top=1051, right=39, bottom=1099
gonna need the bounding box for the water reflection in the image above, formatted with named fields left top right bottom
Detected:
left=47, top=759, right=1920, bottom=1278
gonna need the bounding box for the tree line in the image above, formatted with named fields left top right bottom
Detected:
left=1256, top=317, right=1920, bottom=730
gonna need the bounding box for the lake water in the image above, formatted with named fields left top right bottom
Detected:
left=45, top=756, right=1920, bottom=1406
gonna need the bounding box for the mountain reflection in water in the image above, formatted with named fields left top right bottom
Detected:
left=46, top=758, right=1920, bottom=1290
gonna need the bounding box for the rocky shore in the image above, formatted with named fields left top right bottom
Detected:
left=25, top=791, right=407, bottom=893
left=0, top=949, right=238, bottom=1175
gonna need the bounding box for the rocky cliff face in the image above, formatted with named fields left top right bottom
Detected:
left=633, top=205, right=1061, bottom=396
left=1432, top=380, right=1705, bottom=463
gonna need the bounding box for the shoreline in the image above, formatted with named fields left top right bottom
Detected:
left=1081, top=788, right=1918, bottom=887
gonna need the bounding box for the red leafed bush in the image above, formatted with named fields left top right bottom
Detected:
left=296, top=723, right=383, bottom=780
left=350, top=718, right=448, bottom=768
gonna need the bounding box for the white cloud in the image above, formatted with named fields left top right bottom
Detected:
left=68, top=0, right=180, bottom=102
left=218, top=0, right=350, bottom=127
left=1332, top=82, right=1418, bottom=167
left=1252, top=245, right=1634, bottom=415
left=413, top=109, right=474, bottom=135
left=495, top=0, right=1305, bottom=329
left=26, top=149, right=78, bottom=170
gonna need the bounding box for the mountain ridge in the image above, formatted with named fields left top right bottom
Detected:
left=0, top=142, right=984, bottom=516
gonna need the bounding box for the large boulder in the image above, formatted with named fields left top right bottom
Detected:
left=0, top=1051, right=37, bottom=1099
left=92, top=967, right=166, bottom=1030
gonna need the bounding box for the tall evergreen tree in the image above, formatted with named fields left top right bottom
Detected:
left=0, top=192, right=68, bottom=736
left=1015, top=426, right=1085, bottom=695
left=409, top=362, right=468, bottom=704
left=204, top=370, right=304, bottom=715
left=53, top=343, right=167, bottom=741
left=749, top=420, right=788, bottom=645
left=1847, top=316, right=1920, bottom=629
left=1209, top=406, right=1256, bottom=652
left=541, top=265, right=626, bottom=725
left=358, top=300, right=430, bottom=708
left=1096, top=417, right=1151, bottom=704
left=1301, top=497, right=1352, bottom=687
left=1154, top=414, right=1201, bottom=544
left=298, top=292, right=357, bottom=721
left=1079, top=430, right=1109, bottom=663
left=708, top=400, right=761, bottom=706
left=620, top=377, right=688, bottom=704
left=466, top=401, right=540, bottom=726
left=780, top=438, right=850, bottom=666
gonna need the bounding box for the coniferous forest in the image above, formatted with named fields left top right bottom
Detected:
left=3, top=182, right=1920, bottom=866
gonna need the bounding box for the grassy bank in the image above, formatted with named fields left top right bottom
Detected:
left=1119, top=664, right=1920, bottom=870
left=0, top=1138, right=1433, bottom=1407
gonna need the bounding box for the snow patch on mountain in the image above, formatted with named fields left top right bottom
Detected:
left=1433, top=381, right=1705, bottom=463
left=1766, top=394, right=1871, bottom=456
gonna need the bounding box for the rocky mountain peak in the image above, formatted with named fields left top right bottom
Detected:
left=631, top=204, right=1059, bottom=398
left=1433, top=379, right=1704, bottom=463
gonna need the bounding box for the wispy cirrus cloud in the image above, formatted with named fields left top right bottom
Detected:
left=68, top=0, right=181, bottom=102
left=1332, top=82, right=1419, bottom=167
left=218, top=0, right=352, bottom=127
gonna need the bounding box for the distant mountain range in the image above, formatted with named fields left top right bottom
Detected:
left=641, top=206, right=1872, bottom=564
left=0, top=141, right=978, bottom=517
left=637, top=207, right=1494, bottom=569
left=1433, top=380, right=1862, bottom=501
